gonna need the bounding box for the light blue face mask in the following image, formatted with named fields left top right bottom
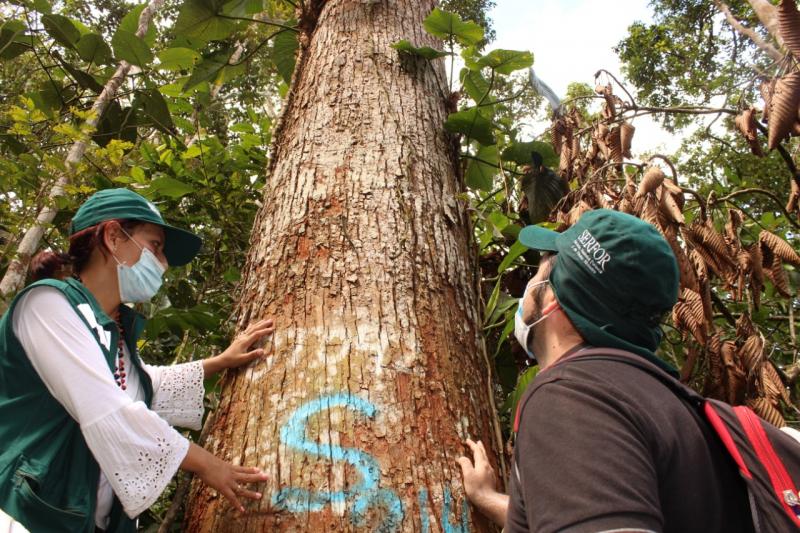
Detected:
left=113, top=230, right=166, bottom=303
left=514, top=279, right=553, bottom=361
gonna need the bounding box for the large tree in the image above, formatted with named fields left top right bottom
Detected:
left=183, top=1, right=504, bottom=531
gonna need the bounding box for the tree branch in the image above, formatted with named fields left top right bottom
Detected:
left=746, top=0, right=781, bottom=44
left=714, top=0, right=782, bottom=63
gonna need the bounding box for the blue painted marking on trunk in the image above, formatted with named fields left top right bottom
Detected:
left=272, top=393, right=404, bottom=531
left=418, top=487, right=470, bottom=533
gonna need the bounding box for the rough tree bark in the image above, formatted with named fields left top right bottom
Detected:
left=0, top=0, right=164, bottom=304
left=184, top=1, right=504, bottom=531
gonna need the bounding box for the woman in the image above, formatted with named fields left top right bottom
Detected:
left=0, top=188, right=273, bottom=532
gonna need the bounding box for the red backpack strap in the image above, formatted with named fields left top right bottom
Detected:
left=703, top=402, right=753, bottom=479
left=734, top=405, right=800, bottom=526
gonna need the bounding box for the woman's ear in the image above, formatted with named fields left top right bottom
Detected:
left=103, top=221, right=122, bottom=252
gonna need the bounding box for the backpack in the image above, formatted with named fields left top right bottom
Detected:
left=567, top=348, right=800, bottom=532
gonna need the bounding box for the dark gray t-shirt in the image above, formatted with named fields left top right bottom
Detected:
left=505, top=352, right=754, bottom=533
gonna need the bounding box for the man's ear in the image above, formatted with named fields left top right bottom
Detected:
left=540, top=290, right=559, bottom=315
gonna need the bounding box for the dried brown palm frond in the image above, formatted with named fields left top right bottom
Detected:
left=747, top=243, right=765, bottom=310
left=567, top=200, right=592, bottom=226
left=681, top=288, right=707, bottom=343
left=765, top=253, right=793, bottom=297
left=760, top=79, right=776, bottom=122
left=739, top=334, right=765, bottom=373
left=689, top=248, right=709, bottom=283
left=759, top=230, right=800, bottom=266
left=671, top=237, right=699, bottom=292
left=734, top=108, right=763, bottom=156
left=607, top=126, right=623, bottom=163
left=662, top=179, right=685, bottom=210
left=552, top=118, right=567, bottom=154
left=779, top=0, right=800, bottom=60
left=767, top=72, right=800, bottom=150
left=787, top=179, right=800, bottom=214
left=748, top=397, right=786, bottom=427
left=725, top=209, right=744, bottom=247
left=735, top=313, right=758, bottom=340
left=721, top=340, right=747, bottom=405
left=620, top=122, right=635, bottom=158
left=636, top=167, right=665, bottom=198
left=660, top=186, right=685, bottom=225
left=763, top=361, right=792, bottom=404
left=559, top=140, right=573, bottom=180
left=595, top=124, right=610, bottom=159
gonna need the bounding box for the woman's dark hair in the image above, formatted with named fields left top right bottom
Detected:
left=30, top=219, right=143, bottom=282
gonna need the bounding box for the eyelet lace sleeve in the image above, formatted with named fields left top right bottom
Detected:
left=83, top=402, right=189, bottom=518
left=143, top=361, right=205, bottom=430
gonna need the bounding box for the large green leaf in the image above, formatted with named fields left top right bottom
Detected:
left=497, top=240, right=528, bottom=274
left=272, top=27, right=298, bottom=84
left=76, top=33, right=112, bottom=65
left=133, top=89, right=175, bottom=133
left=173, top=0, right=237, bottom=41
left=423, top=8, right=483, bottom=46
left=93, top=101, right=139, bottom=146
left=460, top=68, right=493, bottom=104
left=465, top=144, right=498, bottom=191
left=183, top=47, right=235, bottom=91
left=444, top=107, right=495, bottom=146
left=120, top=4, right=157, bottom=46
left=221, top=0, right=264, bottom=17
left=157, top=47, right=201, bottom=71
left=0, top=21, right=31, bottom=61
left=61, top=62, right=104, bottom=92
left=391, top=39, right=448, bottom=60
left=41, top=14, right=80, bottom=49
left=149, top=177, right=195, bottom=198
left=477, top=49, right=533, bottom=75
left=501, top=366, right=539, bottom=416
left=111, top=29, right=153, bottom=67
left=502, top=141, right=558, bottom=168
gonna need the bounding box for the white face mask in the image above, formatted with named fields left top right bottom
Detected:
left=112, top=229, right=166, bottom=303
left=514, top=279, right=554, bottom=361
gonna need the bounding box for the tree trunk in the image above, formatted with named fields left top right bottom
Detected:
left=184, top=1, right=504, bottom=531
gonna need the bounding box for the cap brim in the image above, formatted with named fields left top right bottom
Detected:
left=519, top=225, right=559, bottom=252
left=161, top=225, right=202, bottom=266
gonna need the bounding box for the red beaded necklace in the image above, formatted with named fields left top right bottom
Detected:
left=114, top=317, right=127, bottom=390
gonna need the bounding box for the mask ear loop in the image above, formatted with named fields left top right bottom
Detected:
left=112, top=226, right=145, bottom=267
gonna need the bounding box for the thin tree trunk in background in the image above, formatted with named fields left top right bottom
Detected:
left=0, top=0, right=165, bottom=304
left=184, top=1, right=503, bottom=531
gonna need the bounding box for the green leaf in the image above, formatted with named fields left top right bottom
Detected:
left=497, top=240, right=528, bottom=274
left=93, top=101, right=139, bottom=147
left=150, top=177, right=195, bottom=199
left=61, top=62, right=104, bottom=92
left=502, top=141, right=559, bottom=168
left=33, top=0, right=52, bottom=13
left=391, top=39, right=449, bottom=60
left=465, top=144, right=498, bottom=191
left=173, top=0, right=237, bottom=41
left=477, top=49, right=533, bottom=75
left=221, top=0, right=264, bottom=17
left=483, top=277, right=501, bottom=323
left=444, top=107, right=495, bottom=146
left=0, top=22, right=31, bottom=61
left=501, top=366, right=539, bottom=416
left=41, top=14, right=80, bottom=49
left=183, top=47, right=235, bottom=91
left=423, top=8, right=484, bottom=46
left=157, top=47, right=201, bottom=71
left=461, top=68, right=493, bottom=104
left=120, top=4, right=157, bottom=46
left=133, top=89, right=175, bottom=133
left=272, top=27, right=298, bottom=84
left=111, top=29, right=153, bottom=67
left=75, top=33, right=112, bottom=65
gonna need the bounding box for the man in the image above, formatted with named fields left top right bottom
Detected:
left=457, top=209, right=754, bottom=532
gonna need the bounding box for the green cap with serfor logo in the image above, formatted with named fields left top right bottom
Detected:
left=70, top=188, right=202, bottom=266
left=519, top=208, right=680, bottom=375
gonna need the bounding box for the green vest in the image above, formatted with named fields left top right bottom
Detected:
left=0, top=278, right=154, bottom=532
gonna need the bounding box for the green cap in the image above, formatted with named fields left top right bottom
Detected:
left=69, top=188, right=202, bottom=266
left=519, top=209, right=679, bottom=376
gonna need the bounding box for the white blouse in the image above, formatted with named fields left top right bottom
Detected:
left=12, top=286, right=205, bottom=528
